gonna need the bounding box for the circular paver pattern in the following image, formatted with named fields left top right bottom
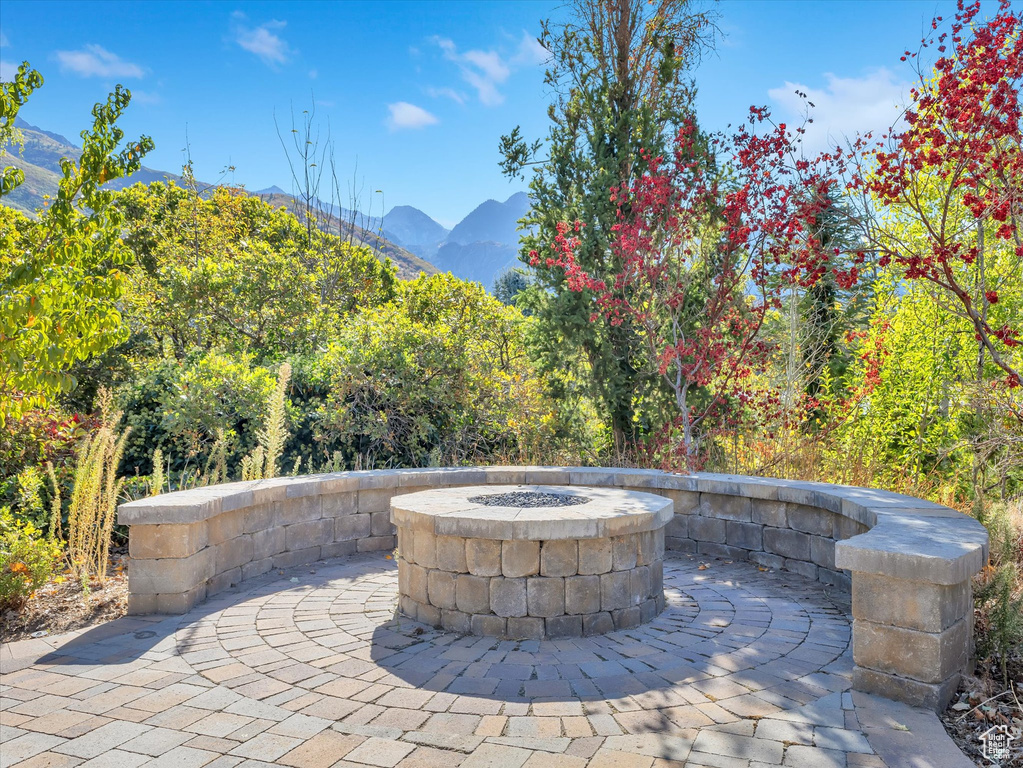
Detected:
left=7, top=552, right=917, bottom=768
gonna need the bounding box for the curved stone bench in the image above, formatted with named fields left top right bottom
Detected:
left=117, top=466, right=989, bottom=710
left=392, top=485, right=672, bottom=638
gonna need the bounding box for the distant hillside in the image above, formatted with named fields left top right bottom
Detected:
left=1, top=119, right=435, bottom=279
left=447, top=192, right=529, bottom=245
left=431, top=241, right=521, bottom=287
left=382, top=205, right=449, bottom=261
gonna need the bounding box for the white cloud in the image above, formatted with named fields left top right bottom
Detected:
left=130, top=89, right=161, bottom=105
left=386, top=101, right=439, bottom=131
left=0, top=31, right=9, bottom=48
left=511, top=31, right=549, bottom=67
left=232, top=12, right=292, bottom=67
left=55, top=44, right=144, bottom=78
left=426, top=86, right=467, bottom=105
left=767, top=69, right=910, bottom=155
left=433, top=36, right=511, bottom=106
left=0, top=60, right=15, bottom=80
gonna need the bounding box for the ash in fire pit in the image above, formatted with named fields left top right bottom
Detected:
left=468, top=491, right=590, bottom=508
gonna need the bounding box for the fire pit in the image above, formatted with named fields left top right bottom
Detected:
left=390, top=484, right=673, bottom=639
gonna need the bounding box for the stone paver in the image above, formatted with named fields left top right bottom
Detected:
left=0, top=553, right=970, bottom=767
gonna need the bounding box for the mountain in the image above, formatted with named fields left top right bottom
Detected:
left=382, top=205, right=449, bottom=260
left=1, top=120, right=435, bottom=279
left=430, top=241, right=522, bottom=287
left=447, top=192, right=529, bottom=247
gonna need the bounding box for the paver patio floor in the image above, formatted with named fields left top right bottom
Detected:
left=1, top=553, right=972, bottom=767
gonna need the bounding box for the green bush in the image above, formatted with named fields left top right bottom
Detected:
left=0, top=508, right=63, bottom=613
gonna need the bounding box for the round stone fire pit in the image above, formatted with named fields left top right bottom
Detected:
left=390, top=484, right=673, bottom=639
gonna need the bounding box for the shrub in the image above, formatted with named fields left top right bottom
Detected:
left=0, top=509, right=63, bottom=613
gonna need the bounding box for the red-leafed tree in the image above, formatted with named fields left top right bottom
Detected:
left=853, top=0, right=1022, bottom=394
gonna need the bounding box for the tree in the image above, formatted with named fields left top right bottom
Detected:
left=0, top=63, right=154, bottom=426
left=501, top=0, right=717, bottom=454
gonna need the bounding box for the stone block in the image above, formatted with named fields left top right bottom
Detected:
left=666, top=537, right=697, bottom=553
left=406, top=563, right=429, bottom=604
left=466, top=538, right=502, bottom=576
left=784, top=558, right=818, bottom=580
left=665, top=515, right=689, bottom=539
left=527, top=577, right=565, bottom=617
left=750, top=551, right=784, bottom=570
left=833, top=515, right=867, bottom=541
left=578, top=539, right=612, bottom=575
left=320, top=491, right=358, bottom=518
left=650, top=559, right=663, bottom=593
left=612, top=606, right=641, bottom=630
left=251, top=527, right=285, bottom=560
left=788, top=505, right=835, bottom=536
left=471, top=614, right=507, bottom=637
left=752, top=499, right=787, bottom=528
left=418, top=602, right=441, bottom=628
left=545, top=615, right=582, bottom=639
left=413, top=530, right=438, bottom=569
left=358, top=488, right=392, bottom=514
left=357, top=535, right=394, bottom=552
left=700, top=493, right=752, bottom=521
left=630, top=566, right=651, bottom=604
left=853, top=573, right=971, bottom=632
left=503, top=540, right=540, bottom=578
left=208, top=566, right=241, bottom=596
left=540, top=540, right=578, bottom=577
left=662, top=489, right=700, bottom=514
left=689, top=516, right=726, bottom=543
left=612, top=535, right=638, bottom=571
left=852, top=667, right=960, bottom=712
left=209, top=509, right=245, bottom=545
left=274, top=546, right=320, bottom=570
left=490, top=577, right=527, bottom=617
left=286, top=518, right=332, bottom=551
left=636, top=530, right=661, bottom=566
left=853, top=617, right=969, bottom=684
left=322, top=540, right=358, bottom=559
left=810, top=536, right=836, bottom=570
left=273, top=496, right=322, bottom=527
left=818, top=568, right=851, bottom=592
left=726, top=521, right=763, bottom=551
left=128, top=547, right=213, bottom=595
left=507, top=616, right=544, bottom=640
left=639, top=598, right=658, bottom=623
left=428, top=570, right=458, bottom=609
left=698, top=541, right=749, bottom=560
left=600, top=570, right=630, bottom=612
left=583, top=612, right=614, bottom=636
left=155, top=583, right=206, bottom=614
left=399, top=594, right=418, bottom=618
left=242, top=557, right=273, bottom=581
left=441, top=609, right=470, bottom=634
left=215, top=535, right=254, bottom=573
left=565, top=575, right=601, bottom=615
left=243, top=504, right=273, bottom=535
left=372, top=511, right=395, bottom=537
left=436, top=536, right=468, bottom=573
left=764, top=527, right=811, bottom=560
left=335, top=513, right=372, bottom=542
left=127, top=592, right=157, bottom=615
left=456, top=574, right=491, bottom=614
left=130, top=522, right=208, bottom=560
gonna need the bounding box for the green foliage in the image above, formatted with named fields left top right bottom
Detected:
left=116, top=180, right=397, bottom=361
left=241, top=362, right=293, bottom=480
left=0, top=67, right=154, bottom=426
left=0, top=508, right=63, bottom=612
left=314, top=274, right=571, bottom=468
left=1, top=62, right=45, bottom=196
left=117, top=350, right=277, bottom=476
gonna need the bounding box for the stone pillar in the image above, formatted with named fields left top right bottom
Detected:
left=849, top=572, right=973, bottom=711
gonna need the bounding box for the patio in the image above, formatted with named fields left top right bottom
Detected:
left=0, top=552, right=972, bottom=768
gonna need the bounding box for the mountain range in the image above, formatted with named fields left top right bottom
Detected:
left=2, top=119, right=530, bottom=288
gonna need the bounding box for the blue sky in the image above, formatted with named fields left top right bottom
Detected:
left=1, top=0, right=967, bottom=227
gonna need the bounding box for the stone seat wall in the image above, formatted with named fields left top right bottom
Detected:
left=118, top=466, right=989, bottom=710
